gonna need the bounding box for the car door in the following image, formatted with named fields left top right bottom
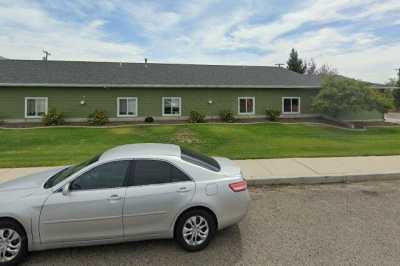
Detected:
left=123, top=159, right=195, bottom=238
left=39, top=160, right=131, bottom=244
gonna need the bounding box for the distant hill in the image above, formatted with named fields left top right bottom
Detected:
left=0, top=56, right=7, bottom=60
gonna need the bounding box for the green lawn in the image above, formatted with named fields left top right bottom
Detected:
left=0, top=123, right=400, bottom=168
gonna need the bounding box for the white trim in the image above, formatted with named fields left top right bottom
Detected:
left=117, top=97, right=138, bottom=117
left=238, top=97, right=255, bottom=115
left=24, top=97, right=48, bottom=118
left=0, top=83, right=322, bottom=89
left=162, top=97, right=182, bottom=116
left=282, top=97, right=301, bottom=114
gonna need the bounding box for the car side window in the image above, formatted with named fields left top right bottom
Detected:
left=70, top=160, right=130, bottom=191
left=131, top=160, right=191, bottom=186
left=171, top=165, right=191, bottom=183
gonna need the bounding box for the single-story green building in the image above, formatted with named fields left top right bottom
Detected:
left=0, top=59, right=389, bottom=123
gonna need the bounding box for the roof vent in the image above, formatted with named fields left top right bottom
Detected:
left=144, top=58, right=148, bottom=68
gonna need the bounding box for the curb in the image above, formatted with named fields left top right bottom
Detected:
left=0, top=120, right=386, bottom=131
left=247, top=173, right=400, bottom=186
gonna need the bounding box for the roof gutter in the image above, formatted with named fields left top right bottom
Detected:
left=0, top=83, right=321, bottom=89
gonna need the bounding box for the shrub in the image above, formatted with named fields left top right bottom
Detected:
left=42, top=108, right=65, bottom=126
left=266, top=109, right=281, bottom=121
left=145, top=116, right=154, bottom=123
left=392, top=89, right=400, bottom=110
left=88, top=110, right=109, bottom=126
left=219, top=110, right=235, bottom=122
left=312, top=76, right=395, bottom=117
left=188, top=110, right=206, bottom=123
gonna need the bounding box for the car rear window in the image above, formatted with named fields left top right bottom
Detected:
left=180, top=147, right=220, bottom=172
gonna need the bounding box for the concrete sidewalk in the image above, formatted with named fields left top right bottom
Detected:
left=1, top=156, right=400, bottom=185
left=235, top=156, right=400, bottom=185
left=0, top=166, right=58, bottom=183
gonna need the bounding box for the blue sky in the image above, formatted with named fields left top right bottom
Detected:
left=0, top=0, right=399, bottom=83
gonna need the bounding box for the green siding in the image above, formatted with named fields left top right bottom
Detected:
left=0, top=86, right=383, bottom=121
left=0, top=87, right=320, bottom=120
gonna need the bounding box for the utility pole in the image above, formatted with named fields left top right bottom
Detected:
left=42, top=50, right=51, bottom=61
left=275, top=63, right=285, bottom=68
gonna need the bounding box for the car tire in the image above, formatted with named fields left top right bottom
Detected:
left=0, top=220, right=28, bottom=266
left=175, top=209, right=216, bottom=252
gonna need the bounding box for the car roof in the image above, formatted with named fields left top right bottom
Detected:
left=99, top=143, right=181, bottom=161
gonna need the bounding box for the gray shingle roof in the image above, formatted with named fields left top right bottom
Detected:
left=0, top=59, right=321, bottom=88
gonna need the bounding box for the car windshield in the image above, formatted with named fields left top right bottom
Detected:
left=180, top=147, right=220, bottom=172
left=43, top=154, right=101, bottom=189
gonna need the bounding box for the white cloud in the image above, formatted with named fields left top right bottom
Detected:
left=0, top=0, right=398, bottom=83
left=190, top=9, right=255, bottom=50
left=177, top=0, right=398, bottom=83
left=231, top=0, right=373, bottom=46
left=255, top=27, right=393, bottom=83
left=0, top=2, right=144, bottom=61
left=318, top=43, right=400, bottom=83
left=125, top=2, right=182, bottom=32
left=352, top=0, right=400, bottom=20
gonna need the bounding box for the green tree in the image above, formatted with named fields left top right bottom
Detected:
left=386, top=78, right=397, bottom=86
left=312, top=76, right=394, bottom=118
left=387, top=71, right=400, bottom=110
left=397, top=69, right=400, bottom=87
left=316, top=64, right=338, bottom=76
left=306, top=59, right=317, bottom=75
left=287, top=48, right=307, bottom=74
left=393, top=89, right=400, bottom=110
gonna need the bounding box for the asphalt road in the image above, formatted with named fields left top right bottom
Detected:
left=22, top=180, right=400, bottom=266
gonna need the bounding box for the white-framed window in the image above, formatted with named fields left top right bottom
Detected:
left=162, top=97, right=181, bottom=116
left=117, top=97, right=138, bottom=117
left=25, top=97, right=48, bottom=118
left=282, top=97, right=301, bottom=114
left=238, top=97, right=255, bottom=115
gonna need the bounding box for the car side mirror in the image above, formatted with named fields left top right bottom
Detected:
left=62, top=183, right=70, bottom=196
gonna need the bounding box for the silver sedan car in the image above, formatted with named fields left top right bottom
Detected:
left=0, top=143, right=250, bottom=265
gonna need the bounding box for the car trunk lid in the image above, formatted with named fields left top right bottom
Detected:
left=213, top=157, right=242, bottom=178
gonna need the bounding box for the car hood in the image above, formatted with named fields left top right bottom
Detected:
left=213, top=157, right=242, bottom=177
left=0, top=167, right=65, bottom=192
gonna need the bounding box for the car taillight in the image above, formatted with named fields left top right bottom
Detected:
left=229, top=180, right=247, bottom=192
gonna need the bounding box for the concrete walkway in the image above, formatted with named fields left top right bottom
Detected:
left=235, top=156, right=400, bottom=185
left=1, top=156, right=400, bottom=185
left=0, top=166, right=58, bottom=183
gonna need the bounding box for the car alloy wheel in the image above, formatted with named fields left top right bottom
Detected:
left=182, top=216, right=209, bottom=247
left=0, top=228, right=22, bottom=263
left=175, top=209, right=216, bottom=252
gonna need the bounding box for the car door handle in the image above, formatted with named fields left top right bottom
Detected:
left=108, top=194, right=122, bottom=201
left=177, top=187, right=192, bottom=193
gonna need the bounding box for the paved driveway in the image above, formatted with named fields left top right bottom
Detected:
left=22, top=180, right=400, bottom=266
left=385, top=112, right=400, bottom=124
